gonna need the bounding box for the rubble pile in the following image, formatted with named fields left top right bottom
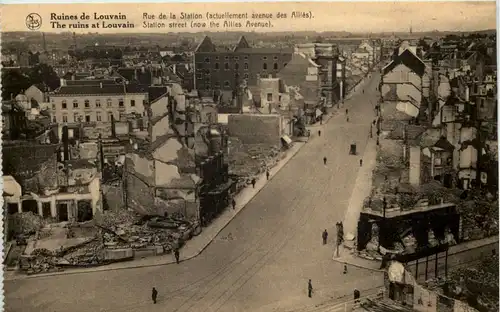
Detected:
left=62, top=240, right=105, bottom=266
left=21, top=248, right=61, bottom=274
left=228, top=137, right=282, bottom=190
left=102, top=215, right=195, bottom=253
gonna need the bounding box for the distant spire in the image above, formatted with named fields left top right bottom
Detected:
left=410, top=21, right=413, bottom=35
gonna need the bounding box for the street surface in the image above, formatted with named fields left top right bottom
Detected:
left=5, top=73, right=383, bottom=312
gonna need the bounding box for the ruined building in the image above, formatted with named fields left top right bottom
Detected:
left=125, top=84, right=232, bottom=224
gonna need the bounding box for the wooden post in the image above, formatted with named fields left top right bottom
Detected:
left=425, top=256, right=429, bottom=280
left=415, top=258, right=419, bottom=280
left=435, top=252, right=439, bottom=278
left=445, top=249, right=449, bottom=278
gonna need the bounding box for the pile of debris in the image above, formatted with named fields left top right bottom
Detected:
left=228, top=137, right=282, bottom=190
left=100, top=214, right=196, bottom=253
left=20, top=248, right=61, bottom=275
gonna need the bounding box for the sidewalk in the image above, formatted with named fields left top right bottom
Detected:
left=342, top=138, right=377, bottom=240
left=5, top=141, right=306, bottom=281
left=333, top=233, right=499, bottom=273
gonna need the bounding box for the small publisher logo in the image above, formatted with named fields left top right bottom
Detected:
left=26, top=13, right=42, bottom=30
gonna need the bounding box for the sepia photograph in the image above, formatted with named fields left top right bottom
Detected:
left=0, top=2, right=498, bottom=312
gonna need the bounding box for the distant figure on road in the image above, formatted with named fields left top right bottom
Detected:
left=354, top=289, right=360, bottom=303
left=323, top=157, right=327, bottom=165
left=251, top=178, right=256, bottom=188
left=322, top=229, right=328, bottom=245
left=174, top=248, right=180, bottom=264
left=360, top=159, right=363, bottom=167
left=232, top=198, right=236, bottom=210
left=345, top=108, right=348, bottom=115
left=346, top=116, right=349, bottom=122
left=266, top=170, right=270, bottom=180
left=318, top=130, right=321, bottom=137
left=338, top=222, right=344, bottom=241
left=308, top=279, right=313, bottom=298
left=152, top=287, right=158, bottom=304
left=362, top=89, right=364, bottom=94
left=343, top=263, right=348, bottom=274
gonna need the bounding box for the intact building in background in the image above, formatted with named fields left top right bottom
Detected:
left=193, top=36, right=293, bottom=91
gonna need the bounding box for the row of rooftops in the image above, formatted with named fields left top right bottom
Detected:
left=195, top=35, right=294, bottom=55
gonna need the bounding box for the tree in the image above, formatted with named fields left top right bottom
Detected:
left=28, top=64, right=60, bottom=91
left=1, top=68, right=31, bottom=100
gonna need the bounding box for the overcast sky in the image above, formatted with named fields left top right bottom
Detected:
left=2, top=1, right=496, bottom=33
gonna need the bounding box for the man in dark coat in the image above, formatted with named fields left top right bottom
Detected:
left=322, top=229, right=328, bottom=245
left=354, top=289, right=360, bottom=303
left=266, top=170, right=270, bottom=180
left=152, top=287, right=158, bottom=304
left=308, top=279, right=313, bottom=298
left=251, top=178, right=256, bottom=188
left=323, top=157, right=327, bottom=165
left=318, top=130, right=321, bottom=137
left=232, top=198, right=236, bottom=210
left=360, top=159, right=363, bottom=167
left=174, top=248, right=180, bottom=264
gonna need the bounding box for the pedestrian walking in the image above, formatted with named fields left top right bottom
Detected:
left=232, top=198, right=236, bottom=210
left=152, top=287, right=158, bottom=304
left=343, top=263, right=348, bottom=274
left=308, top=279, right=313, bottom=298
left=251, top=178, right=256, bottom=188
left=266, top=170, right=270, bottom=180
left=339, top=222, right=344, bottom=242
left=318, top=130, right=321, bottom=137
left=323, top=157, right=327, bottom=165
left=174, top=248, right=180, bottom=264
left=354, top=289, right=361, bottom=303
left=346, top=116, right=349, bottom=122
left=359, top=159, right=363, bottom=167
left=345, top=108, right=348, bottom=115
left=322, top=229, right=328, bottom=245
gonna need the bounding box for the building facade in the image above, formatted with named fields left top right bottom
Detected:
left=50, top=83, right=148, bottom=124
left=194, top=36, right=293, bottom=91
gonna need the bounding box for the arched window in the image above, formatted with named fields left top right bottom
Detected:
left=273, top=63, right=278, bottom=70
left=263, top=63, right=267, bottom=70
left=214, top=62, right=219, bottom=70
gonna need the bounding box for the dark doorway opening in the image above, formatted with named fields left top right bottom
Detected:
left=7, top=203, right=18, bottom=214
left=443, top=174, right=453, bottom=188
left=42, top=203, right=51, bottom=218
left=57, top=203, right=69, bottom=222
left=77, top=200, right=93, bottom=222
left=21, top=200, right=38, bottom=214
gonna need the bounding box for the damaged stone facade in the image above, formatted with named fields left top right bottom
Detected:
left=3, top=142, right=102, bottom=222
left=125, top=83, right=229, bottom=222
